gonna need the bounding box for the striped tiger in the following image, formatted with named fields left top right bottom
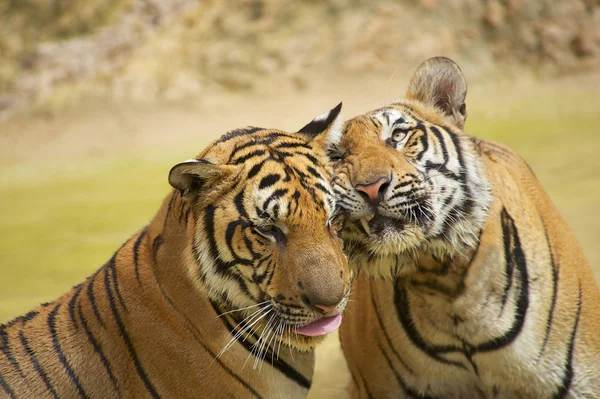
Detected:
left=332, top=57, right=600, bottom=398
left=0, top=104, right=351, bottom=398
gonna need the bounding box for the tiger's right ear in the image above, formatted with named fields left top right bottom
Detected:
left=405, top=57, right=467, bottom=129
left=297, top=102, right=343, bottom=150
left=168, top=159, right=240, bottom=199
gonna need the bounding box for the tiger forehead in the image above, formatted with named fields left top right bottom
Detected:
left=205, top=127, right=322, bottom=166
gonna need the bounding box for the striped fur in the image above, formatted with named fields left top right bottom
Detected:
left=0, top=104, right=350, bottom=398
left=334, top=58, right=600, bottom=398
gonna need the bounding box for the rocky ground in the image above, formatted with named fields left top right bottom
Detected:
left=2, top=0, right=599, bottom=119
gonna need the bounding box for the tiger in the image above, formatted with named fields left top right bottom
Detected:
left=0, top=104, right=351, bottom=399
left=332, top=57, right=600, bottom=398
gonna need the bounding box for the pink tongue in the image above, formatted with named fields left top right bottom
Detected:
left=295, top=314, right=343, bottom=336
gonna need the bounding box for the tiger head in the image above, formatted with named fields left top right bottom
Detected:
left=332, top=57, right=492, bottom=277
left=168, top=104, right=350, bottom=350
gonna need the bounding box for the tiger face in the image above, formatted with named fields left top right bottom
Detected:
left=169, top=104, right=350, bottom=350
left=332, top=58, right=492, bottom=275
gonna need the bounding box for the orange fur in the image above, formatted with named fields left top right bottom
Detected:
left=334, top=58, right=600, bottom=397
left=0, top=106, right=350, bottom=398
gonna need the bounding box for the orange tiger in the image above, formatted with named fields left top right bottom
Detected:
left=333, top=58, right=600, bottom=398
left=0, top=104, right=350, bottom=398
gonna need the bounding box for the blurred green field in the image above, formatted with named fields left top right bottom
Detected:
left=1, top=86, right=599, bottom=322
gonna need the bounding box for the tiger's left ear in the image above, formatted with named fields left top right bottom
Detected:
left=405, top=57, right=467, bottom=129
left=168, top=159, right=241, bottom=200
left=297, top=102, right=343, bottom=150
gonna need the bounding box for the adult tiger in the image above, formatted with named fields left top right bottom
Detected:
left=333, top=58, right=600, bottom=398
left=0, top=104, right=351, bottom=398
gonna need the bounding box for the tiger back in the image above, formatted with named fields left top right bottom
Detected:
left=332, top=58, right=600, bottom=398
left=0, top=104, right=350, bottom=398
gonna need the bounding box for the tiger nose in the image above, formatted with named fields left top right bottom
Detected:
left=304, top=295, right=345, bottom=315
left=354, top=177, right=390, bottom=206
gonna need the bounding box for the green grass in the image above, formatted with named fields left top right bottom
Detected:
left=1, top=94, right=599, bottom=323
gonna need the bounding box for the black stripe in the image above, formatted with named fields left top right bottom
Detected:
left=218, top=312, right=311, bottom=389
left=499, top=209, right=516, bottom=313
left=377, top=340, right=436, bottom=399
left=553, top=283, right=583, bottom=399
left=68, top=284, right=84, bottom=329
left=259, top=174, right=281, bottom=189
left=472, top=208, right=529, bottom=353
left=215, top=126, right=264, bottom=145
left=78, top=302, right=119, bottom=392
left=134, top=229, right=148, bottom=284
left=357, top=369, right=375, bottom=399
left=369, top=282, right=414, bottom=374
left=48, top=303, right=89, bottom=398
left=274, top=142, right=312, bottom=150
left=394, top=282, right=466, bottom=368
left=233, top=149, right=267, bottom=164
left=262, top=188, right=288, bottom=211
left=0, top=331, right=25, bottom=380
left=104, top=268, right=160, bottom=398
left=429, top=126, right=449, bottom=164
left=539, top=222, right=559, bottom=358
left=87, top=269, right=105, bottom=327
left=149, top=261, right=262, bottom=398
left=246, top=163, right=264, bottom=179
left=108, top=253, right=127, bottom=313
left=0, top=371, right=16, bottom=399
left=19, top=330, right=59, bottom=398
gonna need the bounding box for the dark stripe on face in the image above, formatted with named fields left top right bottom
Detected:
left=68, top=284, right=84, bottom=329
left=439, top=125, right=473, bottom=216
left=233, top=149, right=267, bottom=164
left=19, top=330, right=59, bottom=398
left=275, top=142, right=313, bottom=151
left=78, top=302, right=119, bottom=392
left=471, top=208, right=529, bottom=353
left=553, top=283, right=583, bottom=399
left=104, top=267, right=160, bottom=398
left=246, top=163, right=263, bottom=179
left=134, top=229, right=147, bottom=285
left=262, top=188, right=288, bottom=211
left=204, top=205, right=235, bottom=272
left=48, top=303, right=89, bottom=398
left=394, top=282, right=466, bottom=368
left=215, top=127, right=264, bottom=145
left=413, top=122, right=429, bottom=161
left=369, top=281, right=414, bottom=374
left=259, top=174, right=281, bottom=189
left=218, top=313, right=312, bottom=389
left=429, top=126, right=449, bottom=164
left=234, top=190, right=249, bottom=219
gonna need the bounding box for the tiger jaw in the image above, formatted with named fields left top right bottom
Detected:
left=350, top=214, right=428, bottom=256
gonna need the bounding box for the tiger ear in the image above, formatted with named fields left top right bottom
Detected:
left=297, top=102, right=343, bottom=150
left=168, top=159, right=240, bottom=199
left=405, top=57, right=467, bottom=129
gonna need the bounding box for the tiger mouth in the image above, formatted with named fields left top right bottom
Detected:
left=358, top=214, right=405, bottom=236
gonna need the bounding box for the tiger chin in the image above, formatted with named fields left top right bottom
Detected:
left=0, top=104, right=351, bottom=398
left=334, top=57, right=600, bottom=398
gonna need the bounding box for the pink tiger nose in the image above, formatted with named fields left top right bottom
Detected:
left=354, top=177, right=390, bottom=206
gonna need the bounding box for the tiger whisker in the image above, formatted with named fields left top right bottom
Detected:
left=217, top=300, right=270, bottom=318
left=214, top=307, right=272, bottom=363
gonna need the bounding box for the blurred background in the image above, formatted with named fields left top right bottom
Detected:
left=1, top=0, right=599, bottom=397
